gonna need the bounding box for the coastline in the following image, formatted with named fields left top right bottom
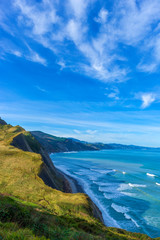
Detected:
left=56, top=167, right=104, bottom=224
left=56, top=168, right=84, bottom=193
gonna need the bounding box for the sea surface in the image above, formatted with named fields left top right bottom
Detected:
left=50, top=149, right=160, bottom=238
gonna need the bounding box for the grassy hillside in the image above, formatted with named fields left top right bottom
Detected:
left=0, top=122, right=156, bottom=239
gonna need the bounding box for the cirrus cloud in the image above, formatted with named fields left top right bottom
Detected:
left=1, top=0, right=160, bottom=82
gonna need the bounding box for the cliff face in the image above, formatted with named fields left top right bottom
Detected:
left=31, top=131, right=156, bottom=154
left=31, top=131, right=99, bottom=153
left=0, top=118, right=7, bottom=125
left=0, top=120, right=108, bottom=239
left=11, top=131, right=65, bottom=191
left=0, top=119, right=153, bottom=240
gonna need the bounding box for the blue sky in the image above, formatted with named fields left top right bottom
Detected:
left=1, top=0, right=160, bottom=146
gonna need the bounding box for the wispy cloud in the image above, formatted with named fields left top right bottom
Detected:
left=106, top=87, right=120, bottom=100
left=57, top=60, right=66, bottom=70
left=73, top=129, right=81, bottom=134
left=0, top=38, right=47, bottom=66
left=86, top=129, right=97, bottom=134
left=14, top=0, right=59, bottom=35
left=67, top=0, right=89, bottom=19
left=94, top=8, right=108, bottom=23
left=1, top=0, right=160, bottom=81
left=35, top=85, right=48, bottom=93
left=27, top=51, right=47, bottom=66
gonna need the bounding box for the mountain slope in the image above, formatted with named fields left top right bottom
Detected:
left=0, top=117, right=7, bottom=125
left=31, top=131, right=99, bottom=153
left=0, top=120, right=156, bottom=239
left=31, top=131, right=159, bottom=154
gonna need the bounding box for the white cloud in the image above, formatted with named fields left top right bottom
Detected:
left=1, top=0, right=160, bottom=81
left=107, top=87, right=120, bottom=100
left=140, top=93, right=156, bottom=109
left=86, top=130, right=97, bottom=134
left=95, top=8, right=108, bottom=23
left=0, top=37, right=46, bottom=65
left=66, top=19, right=83, bottom=43
left=14, top=0, right=62, bottom=53
left=35, top=86, right=48, bottom=93
left=24, top=42, right=47, bottom=65
left=115, top=0, right=160, bottom=45
left=73, top=129, right=81, bottom=134
left=57, top=60, right=66, bottom=70
left=14, top=0, right=59, bottom=35
left=137, top=62, right=157, bottom=73
left=12, top=0, right=128, bottom=82
left=68, top=0, right=88, bottom=19
left=0, top=7, right=15, bottom=36
left=12, top=50, right=22, bottom=57
left=27, top=51, right=47, bottom=66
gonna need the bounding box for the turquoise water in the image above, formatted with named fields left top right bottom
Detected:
left=50, top=150, right=160, bottom=238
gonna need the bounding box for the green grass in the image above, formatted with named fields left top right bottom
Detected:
left=0, top=123, right=154, bottom=239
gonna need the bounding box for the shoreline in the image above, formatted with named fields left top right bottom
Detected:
left=56, top=168, right=84, bottom=193
left=56, top=167, right=104, bottom=223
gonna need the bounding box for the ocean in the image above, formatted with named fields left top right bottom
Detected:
left=50, top=149, right=160, bottom=238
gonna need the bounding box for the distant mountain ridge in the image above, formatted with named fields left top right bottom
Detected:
left=31, top=131, right=99, bottom=153
left=31, top=131, right=160, bottom=153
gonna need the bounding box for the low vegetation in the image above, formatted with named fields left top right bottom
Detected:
left=0, top=122, right=157, bottom=239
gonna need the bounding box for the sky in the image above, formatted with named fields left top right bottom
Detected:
left=1, top=0, right=160, bottom=146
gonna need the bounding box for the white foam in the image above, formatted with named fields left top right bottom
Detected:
left=111, top=204, right=140, bottom=229
left=128, top=183, right=146, bottom=188
left=111, top=203, right=129, bottom=214
left=55, top=165, right=69, bottom=173
left=146, top=173, right=156, bottom=177
left=73, top=169, right=101, bottom=181
left=55, top=165, right=120, bottom=228
left=124, top=214, right=140, bottom=228
left=73, top=172, right=84, bottom=176
left=121, top=192, right=136, bottom=197
left=73, top=169, right=91, bottom=176
left=99, top=185, right=113, bottom=192
left=99, top=183, right=120, bottom=194
left=122, top=171, right=126, bottom=175
left=104, top=192, right=122, bottom=199
left=91, top=168, right=116, bottom=174
left=118, top=183, right=132, bottom=191
left=93, top=181, right=110, bottom=186
left=156, top=182, right=160, bottom=186
left=63, top=151, right=78, bottom=153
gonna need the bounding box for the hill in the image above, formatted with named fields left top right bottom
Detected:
left=31, top=131, right=99, bottom=153
left=31, top=131, right=159, bottom=154
left=0, top=120, right=157, bottom=239
left=0, top=117, right=7, bottom=125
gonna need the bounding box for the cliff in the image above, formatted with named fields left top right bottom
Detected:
left=0, top=120, right=155, bottom=239
left=11, top=132, right=64, bottom=190
left=31, top=131, right=99, bottom=153
left=31, top=130, right=159, bottom=154
left=0, top=117, right=7, bottom=125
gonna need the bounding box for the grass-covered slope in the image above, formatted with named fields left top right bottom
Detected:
left=0, top=122, right=156, bottom=239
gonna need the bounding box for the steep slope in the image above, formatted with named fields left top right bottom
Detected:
left=0, top=121, right=155, bottom=239
left=0, top=117, right=7, bottom=125
left=31, top=131, right=99, bottom=153
left=31, top=131, right=159, bottom=154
